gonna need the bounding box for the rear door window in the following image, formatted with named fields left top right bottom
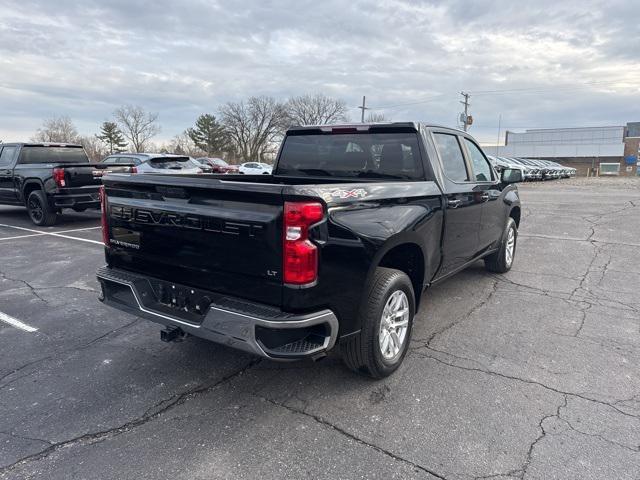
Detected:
left=433, top=133, right=469, bottom=182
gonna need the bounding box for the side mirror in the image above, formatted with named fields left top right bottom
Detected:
left=501, top=168, right=523, bottom=184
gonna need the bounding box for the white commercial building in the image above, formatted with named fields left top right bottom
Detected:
left=483, top=126, right=626, bottom=158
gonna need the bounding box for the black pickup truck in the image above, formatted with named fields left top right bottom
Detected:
left=0, top=143, right=101, bottom=225
left=97, top=123, right=522, bottom=377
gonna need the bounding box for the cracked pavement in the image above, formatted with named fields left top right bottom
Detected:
left=1, top=177, right=639, bottom=479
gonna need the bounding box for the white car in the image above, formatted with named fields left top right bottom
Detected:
left=239, top=162, right=273, bottom=175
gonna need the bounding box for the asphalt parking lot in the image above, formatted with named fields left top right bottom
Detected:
left=1, top=178, right=639, bottom=480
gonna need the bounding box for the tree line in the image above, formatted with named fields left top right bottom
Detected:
left=30, top=94, right=385, bottom=163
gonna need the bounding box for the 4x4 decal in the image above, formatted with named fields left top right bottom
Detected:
left=329, top=188, right=368, bottom=199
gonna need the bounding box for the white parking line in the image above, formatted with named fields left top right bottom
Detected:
left=0, top=311, right=38, bottom=332
left=0, top=224, right=103, bottom=245
left=0, top=233, right=46, bottom=241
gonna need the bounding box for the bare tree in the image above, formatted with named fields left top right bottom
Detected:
left=113, top=105, right=161, bottom=152
left=32, top=116, right=80, bottom=143
left=79, top=135, right=107, bottom=163
left=284, top=94, right=348, bottom=126
left=366, top=112, right=388, bottom=123
left=219, top=96, right=286, bottom=161
left=166, top=132, right=207, bottom=157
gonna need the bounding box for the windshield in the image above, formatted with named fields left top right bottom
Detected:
left=276, top=132, right=424, bottom=179
left=19, top=146, right=89, bottom=164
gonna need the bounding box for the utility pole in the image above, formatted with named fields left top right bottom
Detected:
left=358, top=96, right=369, bottom=123
left=496, top=114, right=502, bottom=156
left=460, top=91, right=471, bottom=131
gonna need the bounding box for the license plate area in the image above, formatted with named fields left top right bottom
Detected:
left=136, top=278, right=215, bottom=324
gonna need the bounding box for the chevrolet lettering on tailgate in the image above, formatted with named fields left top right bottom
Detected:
left=110, top=205, right=265, bottom=238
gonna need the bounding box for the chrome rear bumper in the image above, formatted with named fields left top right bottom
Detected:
left=96, top=266, right=338, bottom=360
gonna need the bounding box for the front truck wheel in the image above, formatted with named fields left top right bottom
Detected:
left=484, top=217, right=517, bottom=273
left=340, top=267, right=415, bottom=378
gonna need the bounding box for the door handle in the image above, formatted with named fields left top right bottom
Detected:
left=447, top=199, right=462, bottom=208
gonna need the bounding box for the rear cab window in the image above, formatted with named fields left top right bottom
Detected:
left=18, top=146, right=89, bottom=164
left=276, top=129, right=424, bottom=180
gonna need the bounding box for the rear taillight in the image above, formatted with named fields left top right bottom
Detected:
left=53, top=167, right=66, bottom=187
left=100, top=186, right=109, bottom=247
left=130, top=166, right=138, bottom=174
left=283, top=201, right=324, bottom=285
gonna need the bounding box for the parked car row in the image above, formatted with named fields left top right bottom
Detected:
left=94, top=153, right=273, bottom=177
left=487, top=156, right=576, bottom=181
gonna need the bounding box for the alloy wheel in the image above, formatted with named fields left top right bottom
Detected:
left=378, top=290, right=410, bottom=361
left=505, top=227, right=515, bottom=266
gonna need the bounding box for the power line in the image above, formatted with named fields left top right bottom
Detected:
left=471, top=80, right=636, bottom=96
left=366, top=94, right=448, bottom=111
left=472, top=123, right=627, bottom=129
left=366, top=81, right=636, bottom=113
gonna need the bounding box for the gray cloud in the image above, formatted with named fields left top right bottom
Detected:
left=0, top=0, right=638, bottom=144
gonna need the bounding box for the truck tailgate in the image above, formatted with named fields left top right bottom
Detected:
left=61, top=163, right=102, bottom=187
left=102, top=175, right=285, bottom=306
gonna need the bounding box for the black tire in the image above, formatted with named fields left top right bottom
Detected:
left=484, top=217, right=517, bottom=273
left=340, top=267, right=415, bottom=378
left=26, top=190, right=58, bottom=226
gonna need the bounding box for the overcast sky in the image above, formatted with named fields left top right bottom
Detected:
left=0, top=0, right=638, bottom=145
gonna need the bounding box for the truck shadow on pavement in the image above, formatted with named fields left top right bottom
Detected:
left=0, top=205, right=100, bottom=229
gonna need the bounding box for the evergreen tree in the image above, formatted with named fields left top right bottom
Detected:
left=186, top=114, right=229, bottom=156
left=96, top=121, right=128, bottom=154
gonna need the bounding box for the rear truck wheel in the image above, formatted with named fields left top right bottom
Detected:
left=484, top=217, right=517, bottom=273
left=27, top=190, right=58, bottom=226
left=340, top=267, right=415, bottom=378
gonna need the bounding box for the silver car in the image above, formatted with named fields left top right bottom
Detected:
left=100, top=153, right=203, bottom=175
